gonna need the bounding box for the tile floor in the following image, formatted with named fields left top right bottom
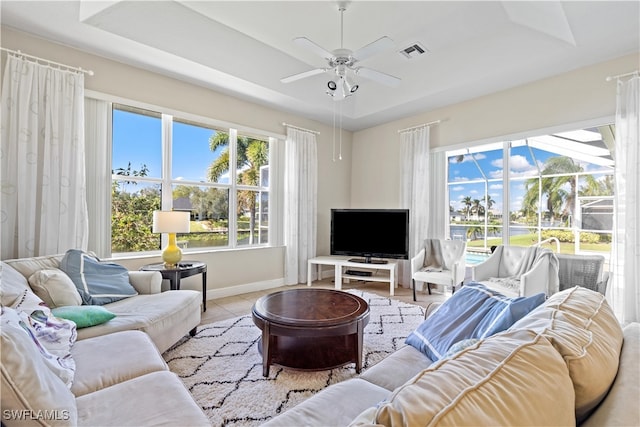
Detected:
left=200, top=278, right=451, bottom=326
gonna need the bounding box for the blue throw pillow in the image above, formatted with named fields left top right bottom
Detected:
left=405, top=282, right=544, bottom=361
left=59, top=250, right=137, bottom=305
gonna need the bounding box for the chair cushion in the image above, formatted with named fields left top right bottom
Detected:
left=1, top=306, right=78, bottom=427
left=351, top=329, right=576, bottom=426
left=511, top=286, right=623, bottom=422
left=28, top=269, right=82, bottom=308
left=405, top=282, right=544, bottom=361
left=59, top=249, right=138, bottom=305
left=497, top=245, right=528, bottom=277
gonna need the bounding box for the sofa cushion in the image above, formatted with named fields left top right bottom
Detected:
left=4, top=307, right=77, bottom=386
left=70, top=330, right=168, bottom=397
left=4, top=254, right=63, bottom=279
left=1, top=307, right=78, bottom=426
left=510, top=286, right=623, bottom=422
left=359, top=345, right=435, bottom=391
left=75, top=290, right=201, bottom=353
left=1, top=262, right=36, bottom=308
left=351, top=329, right=575, bottom=427
left=405, top=282, right=544, bottom=360
left=75, top=371, right=210, bottom=426
left=581, top=323, right=640, bottom=427
left=262, top=378, right=391, bottom=427
left=59, top=249, right=138, bottom=305
left=28, top=269, right=82, bottom=308
left=52, top=305, right=116, bottom=328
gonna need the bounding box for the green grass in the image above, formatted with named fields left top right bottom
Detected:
left=467, top=233, right=611, bottom=254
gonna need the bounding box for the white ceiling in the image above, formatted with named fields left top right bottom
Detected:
left=2, top=1, right=639, bottom=131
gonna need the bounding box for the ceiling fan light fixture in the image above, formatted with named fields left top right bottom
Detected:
left=344, top=76, right=359, bottom=93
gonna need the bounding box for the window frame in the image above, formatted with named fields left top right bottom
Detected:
left=443, top=117, right=615, bottom=257
left=87, top=91, right=284, bottom=258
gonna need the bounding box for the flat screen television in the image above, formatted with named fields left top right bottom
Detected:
left=330, top=209, right=410, bottom=263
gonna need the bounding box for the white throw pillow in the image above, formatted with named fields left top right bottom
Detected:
left=29, top=269, right=82, bottom=308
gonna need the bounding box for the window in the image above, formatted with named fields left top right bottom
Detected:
left=447, top=126, right=614, bottom=258
left=111, top=104, right=275, bottom=255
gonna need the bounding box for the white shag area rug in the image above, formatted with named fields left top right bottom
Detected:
left=163, top=290, right=426, bottom=427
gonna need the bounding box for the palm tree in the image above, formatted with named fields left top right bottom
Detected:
left=484, top=194, right=495, bottom=218
left=522, top=156, right=582, bottom=224
left=462, top=196, right=473, bottom=220
left=207, top=132, right=268, bottom=244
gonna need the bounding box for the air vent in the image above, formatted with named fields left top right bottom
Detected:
left=399, top=42, right=428, bottom=60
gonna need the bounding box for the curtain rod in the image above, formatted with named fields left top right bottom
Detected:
left=605, top=70, right=638, bottom=82
left=0, top=47, right=94, bottom=76
left=397, top=119, right=442, bottom=133
left=282, top=122, right=320, bottom=135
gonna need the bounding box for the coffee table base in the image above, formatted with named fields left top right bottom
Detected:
left=258, top=334, right=361, bottom=373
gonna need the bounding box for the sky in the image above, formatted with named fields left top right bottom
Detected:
left=447, top=133, right=613, bottom=215
left=112, top=109, right=227, bottom=184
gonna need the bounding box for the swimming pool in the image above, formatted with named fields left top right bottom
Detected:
left=465, top=252, right=490, bottom=265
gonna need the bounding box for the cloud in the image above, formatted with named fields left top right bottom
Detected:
left=452, top=186, right=465, bottom=192
left=489, top=183, right=503, bottom=190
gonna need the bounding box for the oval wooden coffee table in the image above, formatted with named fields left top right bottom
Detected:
left=252, top=288, right=370, bottom=377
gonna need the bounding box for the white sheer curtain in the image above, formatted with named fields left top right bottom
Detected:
left=84, top=98, right=111, bottom=258
left=284, top=127, right=317, bottom=285
left=400, top=126, right=430, bottom=286
left=1, top=54, right=88, bottom=259
left=427, top=151, right=448, bottom=239
left=612, top=74, right=640, bottom=323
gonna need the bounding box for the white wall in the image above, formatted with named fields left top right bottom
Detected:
left=350, top=53, right=639, bottom=208
left=1, top=27, right=353, bottom=296
left=3, top=26, right=637, bottom=296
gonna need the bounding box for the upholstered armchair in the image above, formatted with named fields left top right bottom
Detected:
left=471, top=245, right=559, bottom=298
left=411, top=239, right=467, bottom=301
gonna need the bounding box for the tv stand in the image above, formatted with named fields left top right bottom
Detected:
left=348, top=257, right=388, bottom=265
left=307, top=256, right=398, bottom=296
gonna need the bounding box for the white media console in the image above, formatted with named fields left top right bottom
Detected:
left=307, top=256, right=398, bottom=296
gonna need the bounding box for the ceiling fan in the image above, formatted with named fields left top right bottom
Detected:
left=280, top=2, right=401, bottom=100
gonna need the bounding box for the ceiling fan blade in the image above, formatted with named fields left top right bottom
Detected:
left=293, top=37, right=334, bottom=60
left=355, top=67, right=401, bottom=87
left=281, top=68, right=328, bottom=84
left=352, top=36, right=395, bottom=62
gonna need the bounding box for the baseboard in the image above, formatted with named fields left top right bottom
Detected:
left=205, top=278, right=285, bottom=299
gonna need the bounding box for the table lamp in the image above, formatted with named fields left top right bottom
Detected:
left=152, top=210, right=190, bottom=268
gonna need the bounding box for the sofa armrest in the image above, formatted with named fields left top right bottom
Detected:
left=128, top=271, right=162, bottom=294
left=424, top=302, right=442, bottom=319
left=520, top=257, right=550, bottom=297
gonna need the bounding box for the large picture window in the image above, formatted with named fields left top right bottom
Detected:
left=447, top=126, right=614, bottom=262
left=111, top=104, right=274, bottom=255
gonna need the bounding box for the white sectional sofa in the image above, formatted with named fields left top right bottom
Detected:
left=1, top=255, right=209, bottom=426
left=3, top=254, right=201, bottom=353
left=263, top=286, right=640, bottom=426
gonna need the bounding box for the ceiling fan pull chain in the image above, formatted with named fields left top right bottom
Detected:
left=339, top=101, right=343, bottom=160
left=332, top=104, right=337, bottom=162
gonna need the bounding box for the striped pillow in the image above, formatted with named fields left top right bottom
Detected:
left=59, top=249, right=137, bottom=305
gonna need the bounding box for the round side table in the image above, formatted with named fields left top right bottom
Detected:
left=140, top=261, right=207, bottom=311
